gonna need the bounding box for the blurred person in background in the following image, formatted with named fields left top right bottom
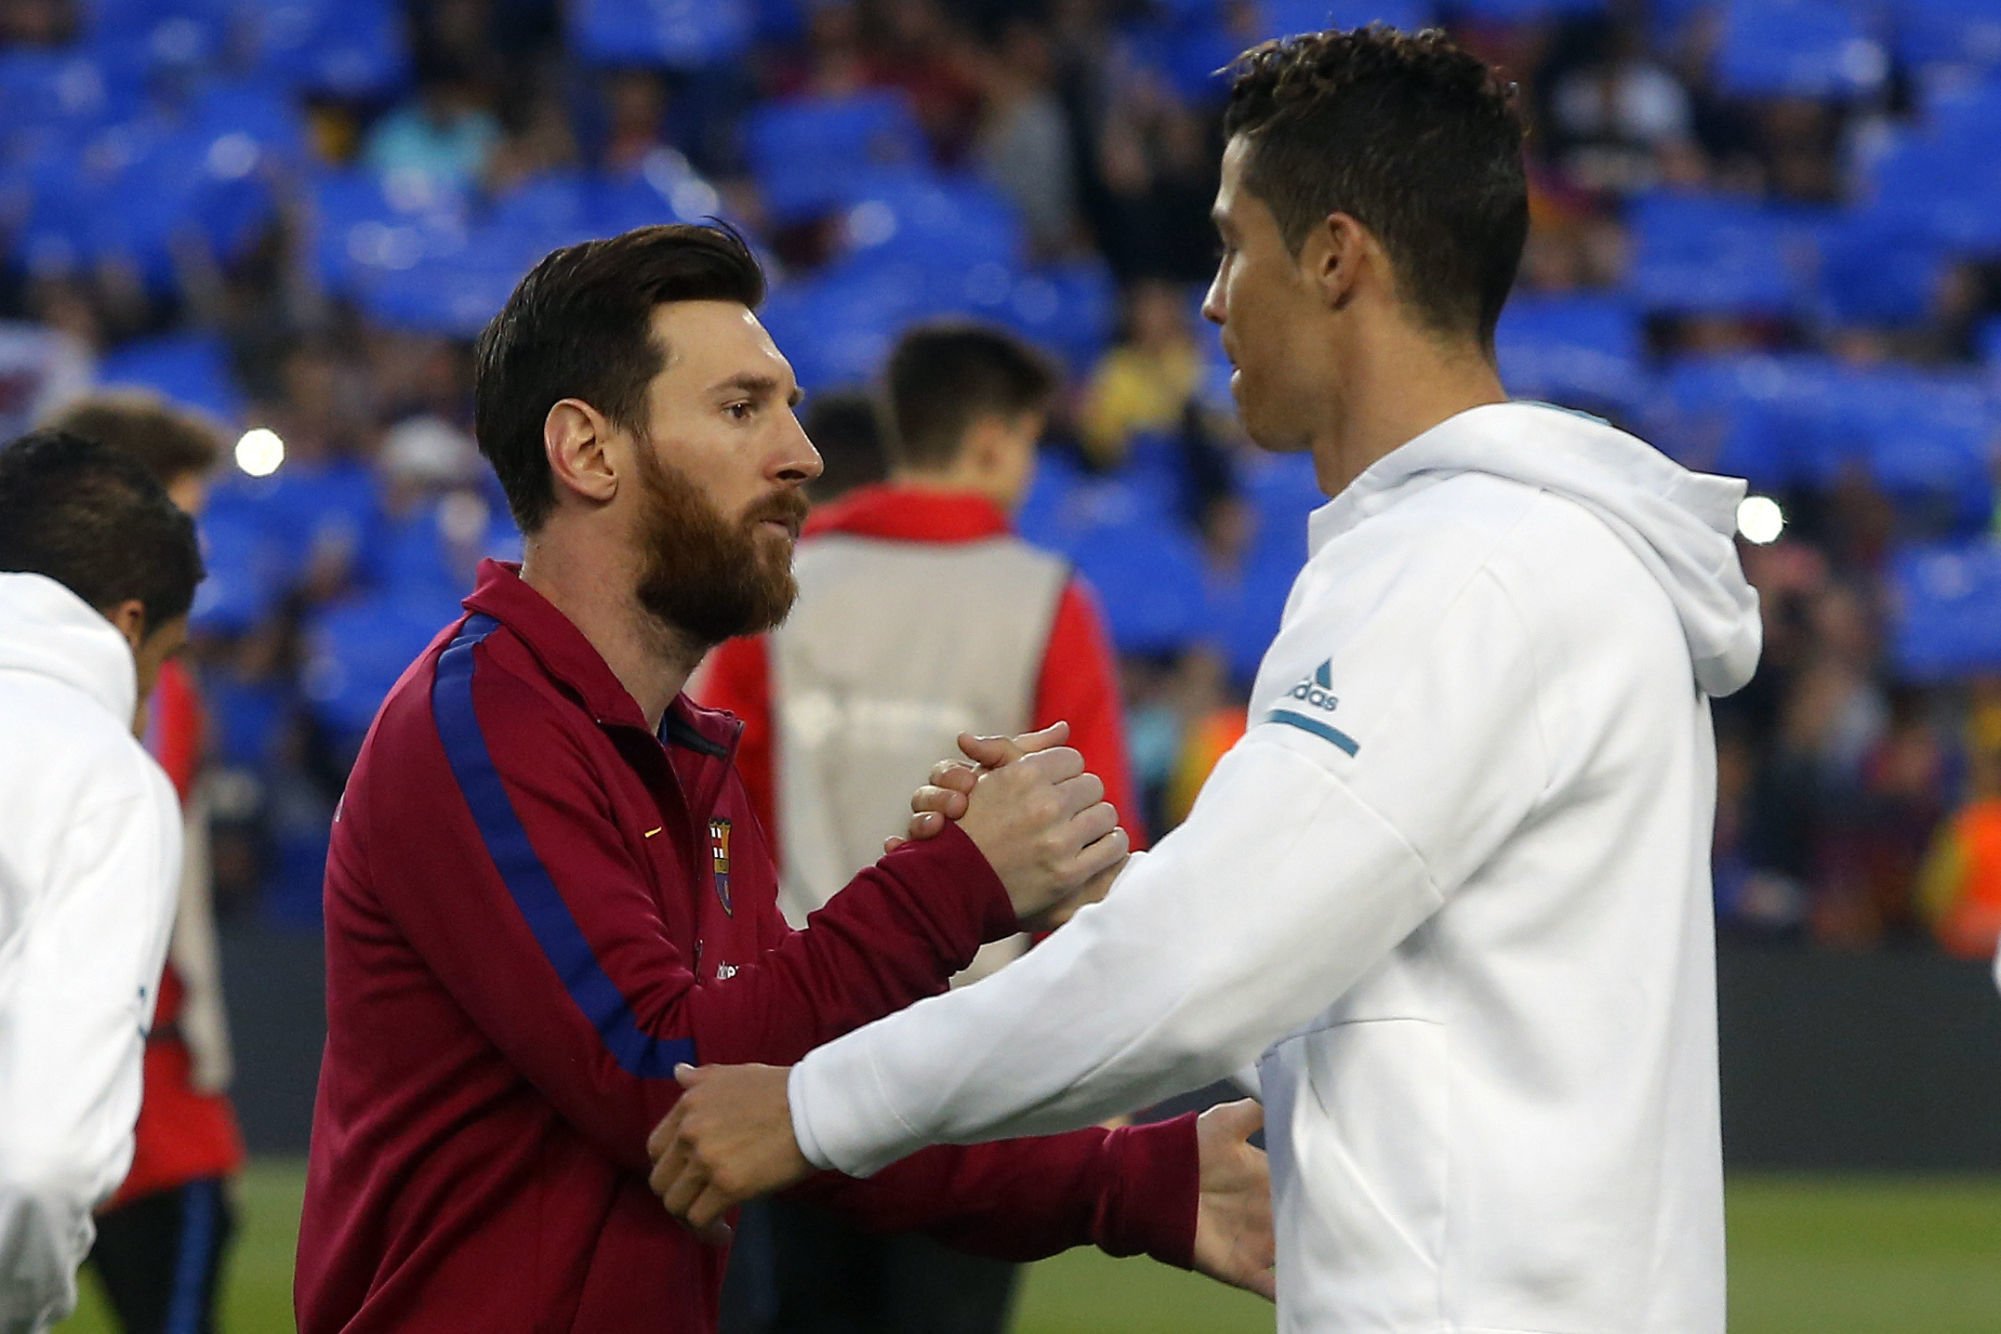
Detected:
left=797, top=390, right=888, bottom=505
left=44, top=393, right=246, bottom=1334
left=1079, top=280, right=1203, bottom=469
left=0, top=431, right=204, bottom=1333
left=1917, top=701, right=2001, bottom=961
left=696, top=321, right=1146, bottom=1334
left=360, top=59, right=503, bottom=196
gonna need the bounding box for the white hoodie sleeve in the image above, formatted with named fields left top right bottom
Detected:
left=790, top=563, right=1552, bottom=1177
left=0, top=776, right=179, bottom=1334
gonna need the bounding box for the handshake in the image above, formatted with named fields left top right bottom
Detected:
left=886, top=719, right=1131, bottom=932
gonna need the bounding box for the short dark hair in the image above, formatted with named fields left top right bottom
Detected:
left=46, top=390, right=224, bottom=490
left=884, top=322, right=1058, bottom=471
left=1224, top=25, right=1529, bottom=349
left=473, top=223, right=768, bottom=533
left=0, top=430, right=204, bottom=629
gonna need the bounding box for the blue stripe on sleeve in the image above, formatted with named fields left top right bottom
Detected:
left=1266, top=708, right=1361, bottom=757
left=432, top=614, right=697, bottom=1077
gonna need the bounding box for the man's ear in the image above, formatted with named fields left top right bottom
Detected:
left=103, top=598, right=147, bottom=652
left=1306, top=212, right=1375, bottom=313
left=544, top=399, right=621, bottom=510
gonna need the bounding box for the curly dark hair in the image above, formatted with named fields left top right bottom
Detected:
left=474, top=222, right=767, bottom=533
left=1224, top=25, right=1529, bottom=350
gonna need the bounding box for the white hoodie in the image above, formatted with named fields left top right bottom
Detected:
left=0, top=573, right=180, bottom=1334
left=789, top=402, right=1762, bottom=1333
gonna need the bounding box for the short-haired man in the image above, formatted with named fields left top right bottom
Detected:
left=0, top=430, right=205, bottom=1333
left=697, top=321, right=1148, bottom=1333
left=654, top=28, right=1764, bottom=1332
left=47, top=391, right=246, bottom=1334
left=295, top=224, right=1272, bottom=1332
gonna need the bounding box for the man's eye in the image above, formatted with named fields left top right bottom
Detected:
left=725, top=402, right=754, bottom=420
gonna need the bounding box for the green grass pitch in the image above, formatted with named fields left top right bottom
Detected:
left=57, top=1165, right=2001, bottom=1332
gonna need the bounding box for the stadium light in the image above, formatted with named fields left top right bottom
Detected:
left=235, top=428, right=286, bottom=478
left=1737, top=495, right=1784, bottom=545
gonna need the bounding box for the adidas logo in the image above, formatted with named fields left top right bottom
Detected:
left=1286, top=660, right=1340, bottom=713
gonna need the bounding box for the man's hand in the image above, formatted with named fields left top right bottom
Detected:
left=647, top=1064, right=808, bottom=1240
left=898, top=725, right=1128, bottom=927
left=892, top=732, right=1128, bottom=928
left=887, top=722, right=1070, bottom=850
left=1192, top=1099, right=1276, bottom=1301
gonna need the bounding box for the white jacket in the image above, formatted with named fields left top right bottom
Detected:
left=0, top=573, right=180, bottom=1334
left=789, top=403, right=1762, bottom=1333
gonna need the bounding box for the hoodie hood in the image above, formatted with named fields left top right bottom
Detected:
left=0, top=572, right=138, bottom=725
left=1316, top=401, right=1763, bottom=697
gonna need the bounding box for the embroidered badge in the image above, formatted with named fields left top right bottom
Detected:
left=709, top=817, right=733, bottom=915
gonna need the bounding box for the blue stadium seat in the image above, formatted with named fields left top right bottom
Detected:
left=1014, top=449, right=1087, bottom=553
left=242, top=0, right=409, bottom=101
left=1895, top=0, right=2001, bottom=72
left=307, top=167, right=470, bottom=301
left=1859, top=129, right=2001, bottom=255
left=757, top=263, right=939, bottom=390
left=568, top=0, right=754, bottom=70
left=303, top=590, right=458, bottom=748
left=973, top=259, right=1117, bottom=376
left=1648, top=354, right=1823, bottom=487
left=1448, top=0, right=1605, bottom=20
left=743, top=92, right=927, bottom=223
left=1496, top=293, right=1651, bottom=416
left=1626, top=190, right=1811, bottom=316
left=97, top=331, right=245, bottom=422
left=187, top=498, right=287, bottom=638
left=1068, top=515, right=1218, bottom=657
left=1889, top=542, right=2001, bottom=681
left=1714, top=0, right=1889, bottom=101
left=838, top=168, right=1027, bottom=276
left=1811, top=208, right=1952, bottom=329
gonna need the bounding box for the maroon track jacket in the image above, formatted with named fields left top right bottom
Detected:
left=296, top=560, right=1198, bottom=1332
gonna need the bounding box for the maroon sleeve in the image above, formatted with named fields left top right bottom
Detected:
left=1033, top=576, right=1148, bottom=849
left=785, top=1114, right=1200, bottom=1268
left=374, top=649, right=1016, bottom=1174
left=691, top=634, right=778, bottom=855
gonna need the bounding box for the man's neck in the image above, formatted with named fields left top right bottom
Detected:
left=1309, top=328, right=1508, bottom=499
left=519, top=533, right=703, bottom=733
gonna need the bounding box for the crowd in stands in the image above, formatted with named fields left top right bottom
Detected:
left=3, top=0, right=2000, bottom=956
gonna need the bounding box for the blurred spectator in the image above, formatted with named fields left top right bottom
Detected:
left=801, top=389, right=889, bottom=504
left=1079, top=281, right=1201, bottom=467
left=974, top=19, right=1083, bottom=257
left=361, top=65, right=504, bottom=194
left=1547, top=19, right=1703, bottom=196
left=0, top=0, right=77, bottom=45
left=600, top=69, right=675, bottom=174
left=1917, top=702, right=2001, bottom=960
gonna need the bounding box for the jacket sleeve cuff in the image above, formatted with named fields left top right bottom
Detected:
left=873, top=821, right=1019, bottom=952
left=1090, top=1114, right=1201, bottom=1268
left=789, top=1042, right=913, bottom=1178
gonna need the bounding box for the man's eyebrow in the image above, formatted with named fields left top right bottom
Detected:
left=709, top=373, right=804, bottom=406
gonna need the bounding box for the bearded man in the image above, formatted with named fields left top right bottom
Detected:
left=294, top=223, right=1275, bottom=1334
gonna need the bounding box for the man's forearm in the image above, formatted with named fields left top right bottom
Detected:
left=789, top=737, right=1443, bottom=1176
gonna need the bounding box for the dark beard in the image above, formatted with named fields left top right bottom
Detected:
left=630, top=443, right=807, bottom=648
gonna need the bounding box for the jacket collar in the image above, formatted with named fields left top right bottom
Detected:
left=804, top=483, right=1013, bottom=544
left=461, top=559, right=740, bottom=757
